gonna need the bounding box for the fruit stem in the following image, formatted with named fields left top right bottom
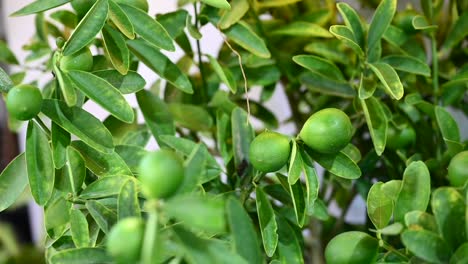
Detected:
left=141, top=201, right=159, bottom=264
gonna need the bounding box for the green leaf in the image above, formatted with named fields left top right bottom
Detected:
left=86, top=200, right=117, bottom=234
left=53, top=56, right=77, bottom=106
left=117, top=179, right=141, bottom=220
left=218, top=0, right=249, bottom=29
left=68, top=70, right=134, bottom=123
left=435, top=106, right=463, bottom=154
left=108, top=0, right=135, bottom=39
left=302, top=152, right=319, bottom=215
left=367, top=182, right=393, bottom=229
left=308, top=198, right=330, bottom=221
left=442, top=12, right=468, bottom=52
left=208, top=55, right=237, bottom=93
left=50, top=10, right=77, bottom=28
left=412, top=15, right=438, bottom=31
left=405, top=211, right=438, bottom=232
left=102, top=25, right=130, bottom=75
left=127, top=39, right=193, bottom=94
left=381, top=180, right=402, bottom=202
left=216, top=111, right=232, bottom=163
left=293, top=55, right=344, bottom=81
left=377, top=222, right=403, bottom=235
left=288, top=141, right=302, bottom=185
left=93, top=70, right=146, bottom=94
left=42, top=99, right=114, bottom=153
left=51, top=122, right=70, bottom=169
left=169, top=103, right=213, bottom=131
left=119, top=4, right=174, bottom=51
left=304, top=40, right=350, bottom=64
left=272, top=22, right=332, bottom=38
left=70, top=209, right=89, bottom=248
left=12, top=0, right=71, bottom=16
left=336, top=2, right=365, bottom=47
left=115, top=145, right=147, bottom=174
left=381, top=55, right=431, bottom=77
left=0, top=154, right=28, bottom=212
left=201, top=0, right=231, bottom=9
left=329, top=25, right=363, bottom=56
left=401, top=230, right=451, bottom=263
left=226, top=197, right=263, bottom=264
left=26, top=121, right=54, bottom=206
left=306, top=149, right=361, bottom=179
left=166, top=194, right=226, bottom=234
left=56, top=147, right=85, bottom=195
left=369, top=62, right=404, bottom=100
left=288, top=173, right=306, bottom=227
left=171, top=226, right=215, bottom=263
left=367, top=0, right=396, bottom=52
left=156, top=10, right=188, bottom=39
left=276, top=216, right=304, bottom=264
left=361, top=97, right=388, bottom=155
left=44, top=193, right=71, bottom=236
left=136, top=90, right=175, bottom=147
left=257, top=0, right=301, bottom=8
left=431, top=187, right=466, bottom=251
left=300, top=71, right=355, bottom=98
left=80, top=175, right=134, bottom=199
left=256, top=187, right=278, bottom=257
left=231, top=107, right=255, bottom=175
left=63, top=0, right=108, bottom=56
left=394, top=161, right=431, bottom=222
left=0, top=67, right=13, bottom=93
left=451, top=243, right=468, bottom=264
left=49, top=248, right=112, bottom=264
left=224, top=21, right=271, bottom=58
left=0, top=41, right=19, bottom=65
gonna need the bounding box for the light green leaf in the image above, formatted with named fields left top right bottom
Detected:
left=394, top=161, right=431, bottom=222
left=169, top=103, right=213, bottom=131
left=257, top=0, right=301, bottom=8
left=42, top=99, right=114, bottom=153
left=115, top=144, right=147, bottom=174
left=120, top=4, right=174, bottom=51
left=276, top=216, right=304, bottom=264
left=451, top=243, right=468, bottom=264
left=0, top=67, right=13, bottom=93
left=224, top=21, right=271, bottom=58
left=300, top=71, right=355, bottom=98
left=93, top=70, right=146, bottom=94
left=273, top=22, right=332, bottom=37
left=56, top=147, right=85, bottom=195
left=367, top=182, right=393, bottom=229
left=127, top=39, right=193, bottom=94
left=256, top=187, right=278, bottom=257
left=68, top=70, right=134, bottom=123
left=218, top=0, right=249, bottom=29
left=442, top=12, right=468, bottom=52
left=361, top=97, right=388, bottom=155
left=367, top=0, right=396, bottom=52
left=369, top=62, right=404, bottom=100
left=329, top=25, right=363, bottom=56
left=117, top=179, right=141, bottom=220
left=63, top=0, right=108, bottom=56
left=401, top=230, right=450, bottom=263
left=102, top=25, right=130, bottom=75
left=226, top=197, right=263, bottom=264
left=288, top=141, right=302, bottom=185
left=231, top=107, right=255, bottom=175
left=0, top=154, right=28, bottom=212
left=51, top=122, right=70, bottom=169
left=86, top=200, right=117, bottom=234
left=288, top=173, right=306, bottom=227
left=50, top=248, right=112, bottom=264
left=80, top=175, right=134, bottom=199
left=26, top=121, right=55, bottom=206
left=378, top=222, right=403, bottom=235
left=293, top=55, right=344, bottom=81
left=70, top=209, right=89, bottom=248
left=405, top=211, right=438, bottom=232
left=201, top=0, right=231, bottom=9
left=381, top=55, right=431, bottom=77
left=302, top=152, right=319, bottom=216
left=412, top=15, right=438, bottom=31
left=54, top=56, right=77, bottom=106
left=336, top=2, right=365, bottom=47
left=12, top=0, right=71, bottom=16
left=156, top=10, right=188, bottom=39
left=108, top=0, right=135, bottom=39
left=435, top=106, right=463, bottom=154
left=307, top=149, right=361, bottom=179
left=71, top=141, right=132, bottom=177
left=208, top=55, right=237, bottom=93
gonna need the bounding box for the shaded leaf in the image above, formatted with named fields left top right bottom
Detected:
left=401, top=230, right=450, bottom=263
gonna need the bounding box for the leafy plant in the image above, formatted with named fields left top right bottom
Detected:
left=0, top=0, right=467, bottom=263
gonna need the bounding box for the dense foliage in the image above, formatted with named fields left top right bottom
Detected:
left=0, top=0, right=467, bottom=263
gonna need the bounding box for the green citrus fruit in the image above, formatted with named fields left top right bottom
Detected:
left=299, top=108, right=353, bottom=153
left=107, top=217, right=144, bottom=264
left=386, top=124, right=416, bottom=150
left=138, top=149, right=184, bottom=199
left=114, top=0, right=149, bottom=12
left=6, top=84, right=43, bottom=121
left=325, top=231, right=379, bottom=264
left=60, top=47, right=93, bottom=72
left=249, top=131, right=290, bottom=172
left=447, top=151, right=468, bottom=187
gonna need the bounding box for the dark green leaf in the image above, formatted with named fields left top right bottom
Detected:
left=171, top=226, right=215, bottom=263
left=307, top=149, right=361, bottom=179
left=80, top=175, right=135, bottom=199
left=336, top=2, right=365, bottom=47
left=102, top=25, right=130, bottom=75
left=50, top=248, right=112, bottom=264
left=361, top=97, right=388, bottom=155
left=224, top=21, right=270, bottom=58
left=56, top=147, right=85, bottom=195
left=169, top=103, right=213, bottom=131
left=108, top=0, right=135, bottom=39
left=256, top=187, right=278, bottom=257
left=93, top=70, right=146, bottom=94
left=208, top=55, right=237, bottom=93
left=450, top=243, right=468, bottom=264
left=86, top=200, right=117, bottom=234
left=63, top=0, right=108, bottom=56
left=276, top=216, right=304, bottom=264
left=288, top=141, right=302, bottom=185
left=288, top=173, right=306, bottom=227
left=115, top=145, right=147, bottom=173
left=70, top=209, right=89, bottom=248
left=367, top=0, right=396, bottom=52
left=0, top=41, right=19, bottom=65
left=300, top=71, right=355, bottom=98
left=293, top=55, right=344, bottom=81
left=401, top=230, right=450, bottom=263
left=381, top=55, right=431, bottom=77
left=329, top=25, right=363, bottom=56
left=117, top=179, right=141, bottom=220
left=231, top=107, right=255, bottom=175
left=0, top=154, right=28, bottom=212
left=156, top=10, right=188, bottom=39
left=435, top=106, right=463, bottom=154
left=367, top=182, right=393, bottom=229
left=442, top=12, right=468, bottom=52
left=51, top=123, right=70, bottom=169
left=12, top=0, right=71, bottom=16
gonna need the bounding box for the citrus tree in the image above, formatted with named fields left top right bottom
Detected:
left=0, top=0, right=467, bottom=263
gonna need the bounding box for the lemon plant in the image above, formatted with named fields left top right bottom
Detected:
left=0, top=0, right=467, bottom=263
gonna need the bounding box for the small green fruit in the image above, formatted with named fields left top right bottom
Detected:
left=249, top=131, right=290, bottom=173
left=447, top=151, right=468, bottom=187
left=107, top=217, right=144, bottom=264
left=325, top=231, right=379, bottom=264
left=6, top=84, right=43, bottom=121
left=138, top=149, right=184, bottom=199
left=386, top=124, right=416, bottom=150
left=299, top=108, right=353, bottom=153
left=60, top=47, right=93, bottom=72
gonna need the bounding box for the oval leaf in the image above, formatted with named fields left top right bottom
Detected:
left=293, top=55, right=344, bottom=81
left=306, top=148, right=361, bottom=179
left=381, top=55, right=431, bottom=77
left=93, top=70, right=145, bottom=94
left=401, top=230, right=451, bottom=263
left=70, top=209, right=90, bottom=248
left=201, top=0, right=231, bottom=9
left=102, top=25, right=130, bottom=75
left=80, top=175, right=135, bottom=199
left=108, top=0, right=135, bottom=39
left=361, top=97, right=388, bottom=155
left=218, top=0, right=249, bottom=29
left=367, top=0, right=396, bottom=52
left=86, top=200, right=117, bottom=234
left=224, top=21, right=271, bottom=58
left=369, top=62, right=404, bottom=100
left=50, top=248, right=112, bottom=264
left=12, top=0, right=71, bottom=16
left=117, top=179, right=141, bottom=220
left=0, top=154, right=28, bottom=212
left=367, top=182, right=393, bottom=229
left=256, top=187, right=278, bottom=257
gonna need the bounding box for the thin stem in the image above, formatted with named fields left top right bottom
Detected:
left=142, top=202, right=158, bottom=264
left=431, top=34, right=439, bottom=105
left=33, top=116, right=51, bottom=138
left=193, top=3, right=207, bottom=103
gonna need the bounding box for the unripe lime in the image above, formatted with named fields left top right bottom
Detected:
left=60, top=47, right=93, bottom=72
left=114, top=0, right=149, bottom=12
left=138, top=149, right=184, bottom=199
left=325, top=231, right=379, bottom=264
left=6, top=84, right=43, bottom=121
left=107, top=217, right=144, bottom=264
left=386, top=124, right=416, bottom=150
left=249, top=131, right=290, bottom=172
left=447, top=151, right=468, bottom=187
left=299, top=108, right=353, bottom=153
